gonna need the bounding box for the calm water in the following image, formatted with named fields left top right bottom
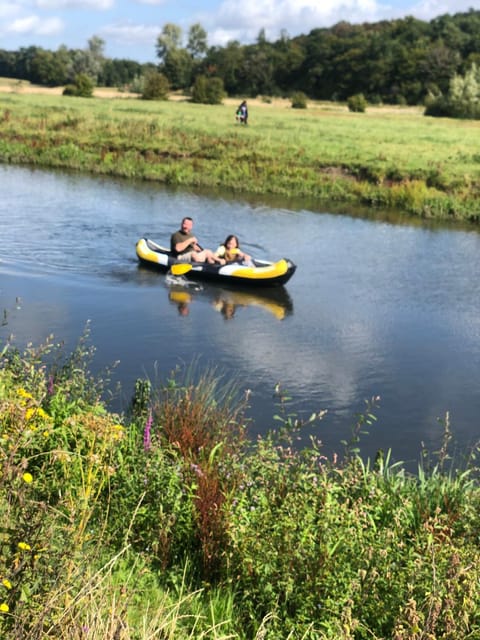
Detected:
left=2, top=165, right=480, bottom=465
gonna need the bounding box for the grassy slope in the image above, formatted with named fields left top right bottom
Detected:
left=1, top=85, right=480, bottom=220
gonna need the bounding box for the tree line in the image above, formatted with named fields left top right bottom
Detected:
left=1, top=9, right=480, bottom=107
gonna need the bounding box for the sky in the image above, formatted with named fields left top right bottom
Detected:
left=0, top=0, right=479, bottom=64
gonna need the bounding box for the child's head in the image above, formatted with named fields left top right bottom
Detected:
left=224, top=234, right=239, bottom=249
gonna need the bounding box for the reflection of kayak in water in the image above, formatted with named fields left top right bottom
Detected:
left=167, top=284, right=293, bottom=320
left=212, top=288, right=293, bottom=320
left=136, top=238, right=296, bottom=287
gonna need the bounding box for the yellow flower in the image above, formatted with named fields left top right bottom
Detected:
left=111, top=424, right=124, bottom=440
left=0, top=603, right=9, bottom=613
left=18, top=388, right=33, bottom=400
left=2, top=579, right=12, bottom=590
left=17, top=542, right=31, bottom=551
left=22, top=473, right=33, bottom=484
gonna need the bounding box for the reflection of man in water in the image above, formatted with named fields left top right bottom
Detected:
left=177, top=302, right=190, bottom=316
left=169, top=290, right=191, bottom=316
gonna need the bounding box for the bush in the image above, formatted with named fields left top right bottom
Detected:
left=348, top=93, right=367, bottom=112
left=425, top=65, right=480, bottom=119
left=62, top=73, right=94, bottom=98
left=141, top=71, right=170, bottom=101
left=290, top=91, right=308, bottom=109
left=62, top=84, right=78, bottom=96
left=191, top=75, right=225, bottom=105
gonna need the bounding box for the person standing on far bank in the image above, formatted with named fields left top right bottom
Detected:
left=236, top=100, right=248, bottom=125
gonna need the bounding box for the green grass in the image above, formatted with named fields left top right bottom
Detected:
left=1, top=91, right=480, bottom=219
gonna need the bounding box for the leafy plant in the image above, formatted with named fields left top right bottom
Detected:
left=191, top=75, right=225, bottom=104
left=141, top=71, right=170, bottom=100
left=63, top=73, right=94, bottom=98
left=290, top=91, right=308, bottom=109
left=348, top=93, right=367, bottom=112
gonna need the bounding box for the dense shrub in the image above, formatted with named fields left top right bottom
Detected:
left=62, top=73, right=94, bottom=98
left=141, top=71, right=170, bottom=100
left=348, top=93, right=367, bottom=112
left=191, top=75, right=225, bottom=105
left=290, top=91, right=308, bottom=109
left=425, top=64, right=480, bottom=120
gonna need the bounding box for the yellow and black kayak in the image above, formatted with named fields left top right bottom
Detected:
left=136, top=238, right=296, bottom=287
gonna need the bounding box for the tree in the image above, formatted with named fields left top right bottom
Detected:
left=156, top=23, right=182, bottom=62
left=163, top=48, right=193, bottom=90
left=68, top=36, right=105, bottom=84
left=187, top=23, right=208, bottom=59
left=425, top=63, right=480, bottom=118
left=450, top=63, right=480, bottom=103
left=99, top=58, right=147, bottom=87
left=28, top=48, right=69, bottom=86
left=257, top=28, right=268, bottom=46
left=0, top=50, right=16, bottom=79
left=203, top=41, right=245, bottom=95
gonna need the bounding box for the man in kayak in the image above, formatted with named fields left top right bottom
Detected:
left=170, top=217, right=225, bottom=264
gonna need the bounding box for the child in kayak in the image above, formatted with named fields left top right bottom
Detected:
left=216, top=235, right=253, bottom=265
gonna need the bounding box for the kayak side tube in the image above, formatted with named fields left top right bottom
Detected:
left=136, top=238, right=171, bottom=270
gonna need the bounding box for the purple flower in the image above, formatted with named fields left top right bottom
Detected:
left=191, top=463, right=205, bottom=478
left=143, top=410, right=153, bottom=452
left=48, top=375, right=54, bottom=395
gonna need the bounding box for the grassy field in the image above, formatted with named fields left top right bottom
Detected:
left=1, top=84, right=480, bottom=220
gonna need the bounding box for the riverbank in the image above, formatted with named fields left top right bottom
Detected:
left=0, top=87, right=479, bottom=220
left=1, top=335, right=480, bottom=638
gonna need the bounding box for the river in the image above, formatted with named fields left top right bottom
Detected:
left=2, top=164, right=480, bottom=466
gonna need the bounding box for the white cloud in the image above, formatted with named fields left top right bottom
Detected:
left=36, top=0, right=114, bottom=9
left=0, top=1, right=22, bottom=19
left=211, top=0, right=384, bottom=42
left=7, top=14, right=63, bottom=35
left=101, top=21, right=160, bottom=45
left=135, top=0, right=167, bottom=5
left=206, top=0, right=477, bottom=45
left=409, top=0, right=479, bottom=20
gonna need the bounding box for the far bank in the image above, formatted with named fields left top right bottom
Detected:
left=0, top=89, right=477, bottom=221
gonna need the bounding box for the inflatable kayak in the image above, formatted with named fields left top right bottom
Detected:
left=136, top=238, right=296, bottom=287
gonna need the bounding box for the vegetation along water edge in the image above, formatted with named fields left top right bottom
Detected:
left=1, top=332, right=480, bottom=639
left=1, top=88, right=480, bottom=222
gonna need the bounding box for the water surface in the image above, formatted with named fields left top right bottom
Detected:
left=2, top=165, right=480, bottom=465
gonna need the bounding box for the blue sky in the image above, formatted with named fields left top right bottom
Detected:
left=1, top=0, right=479, bottom=64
